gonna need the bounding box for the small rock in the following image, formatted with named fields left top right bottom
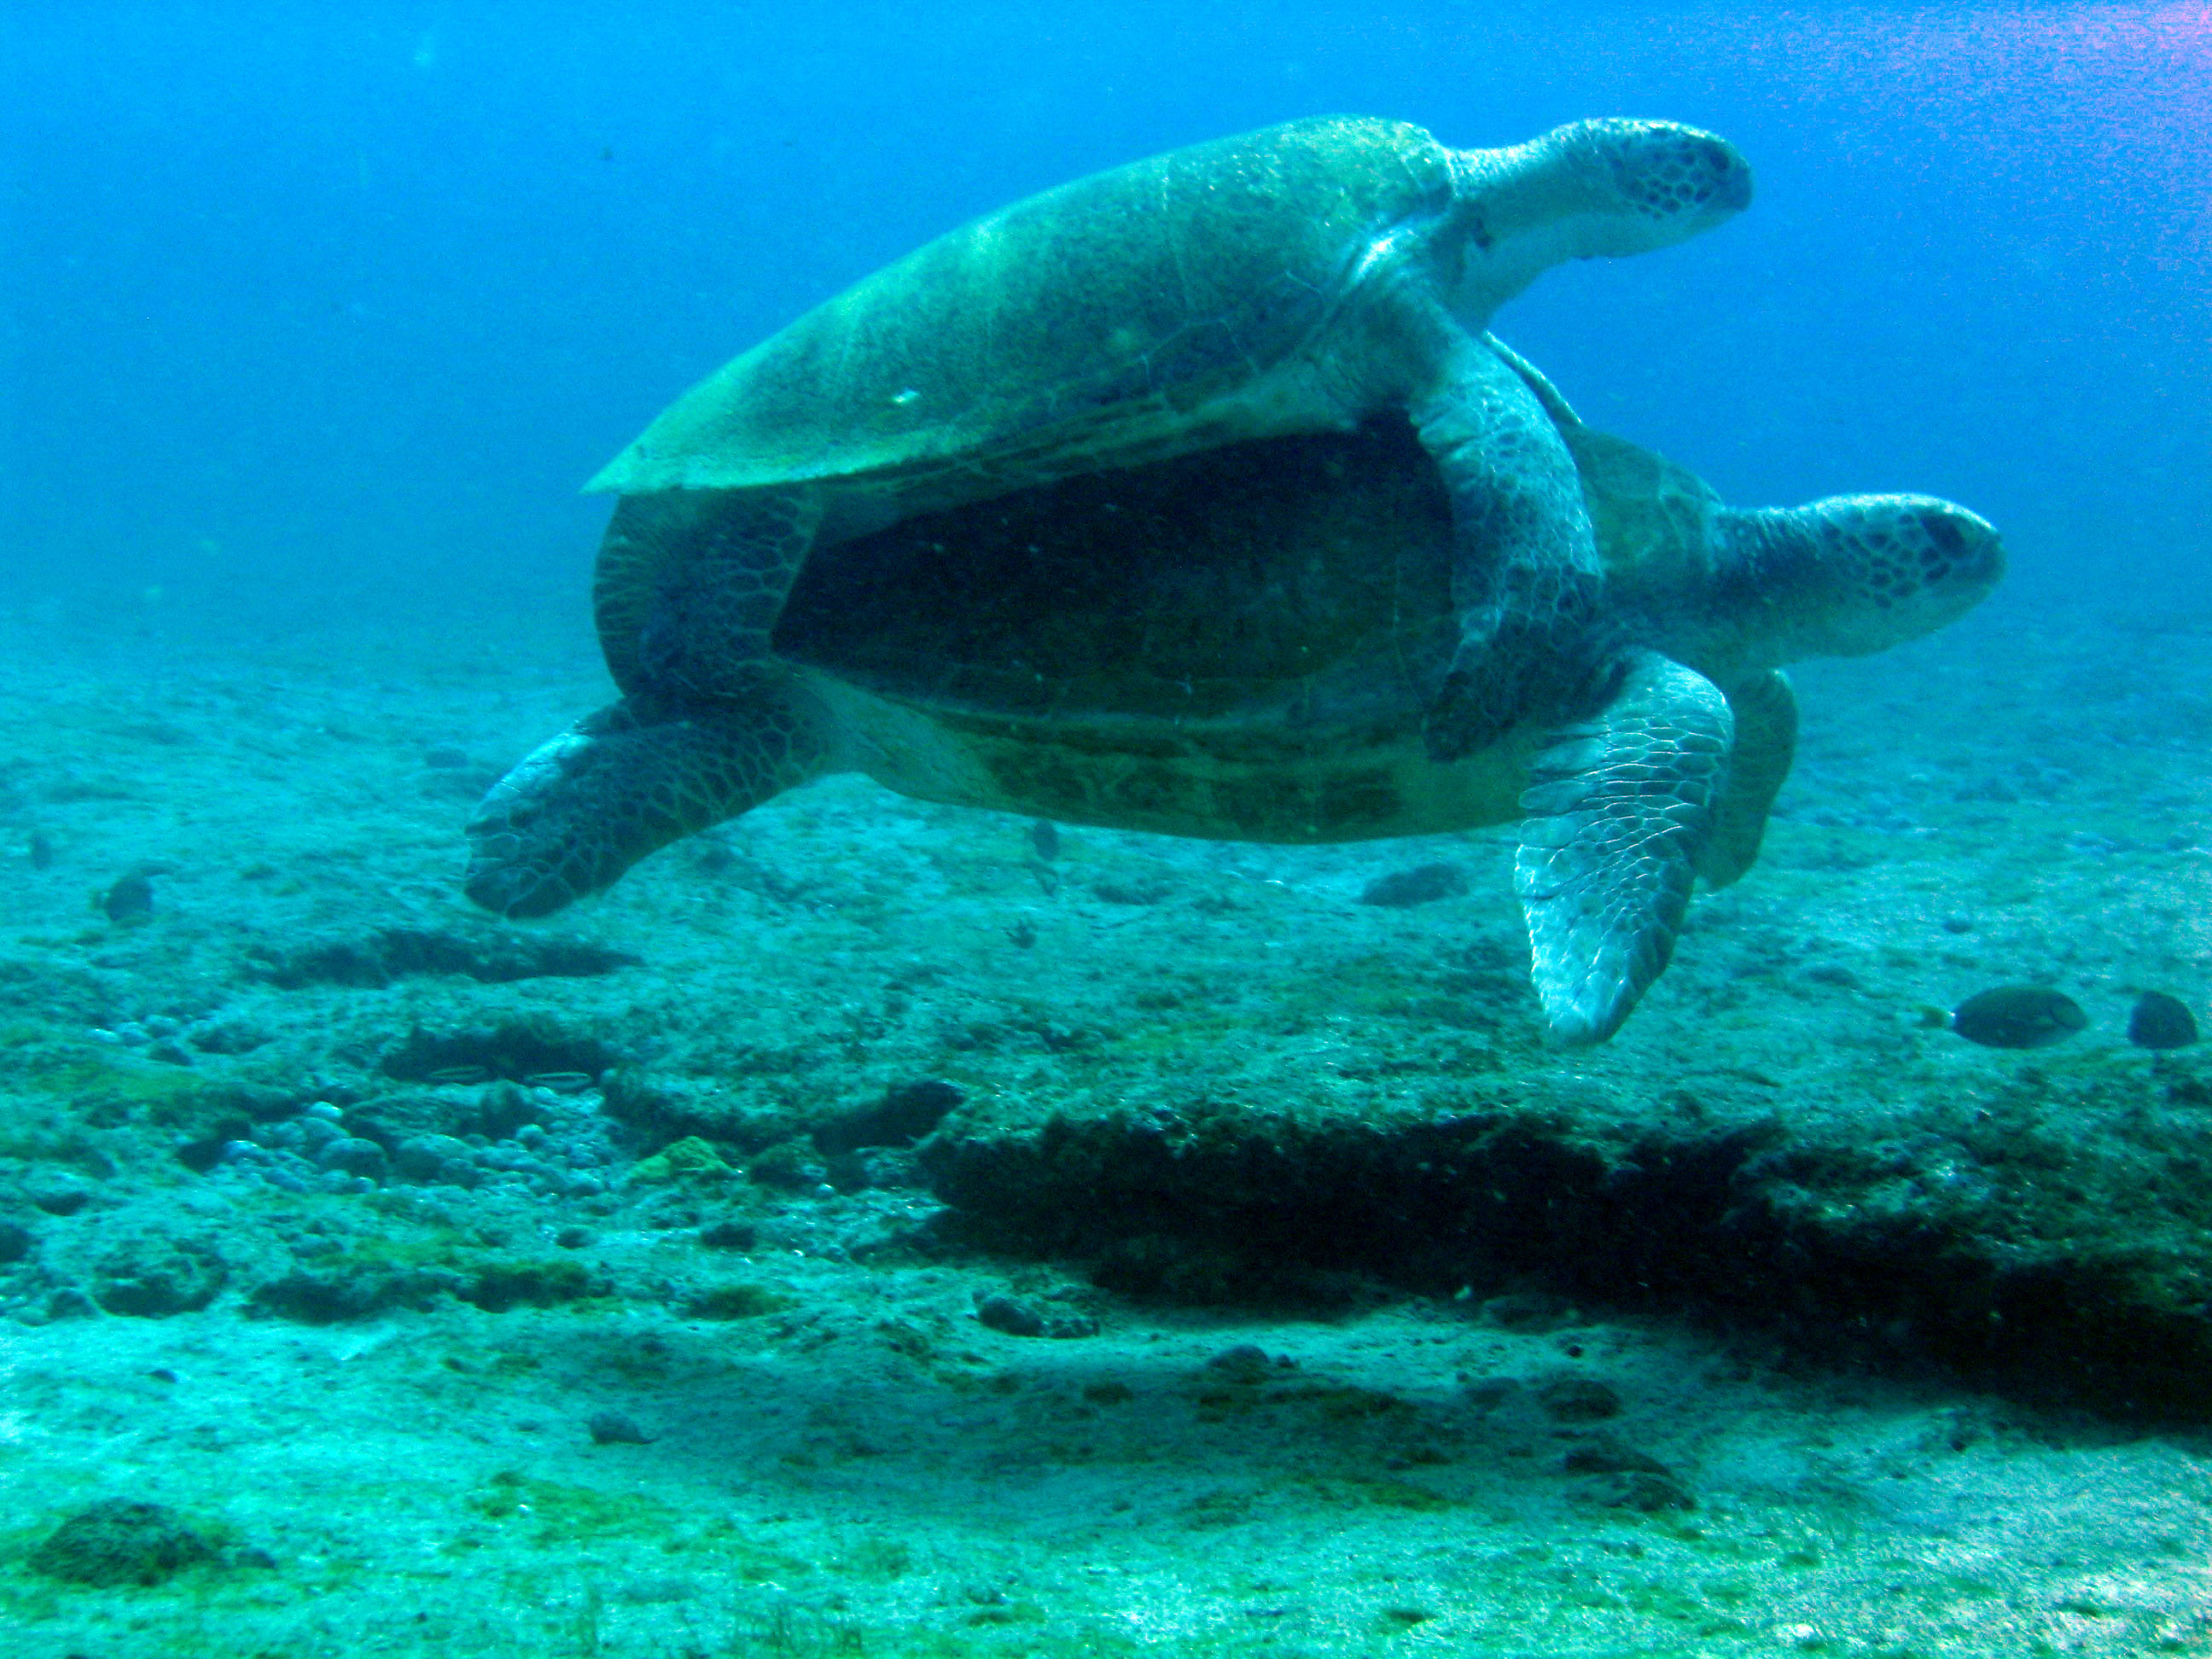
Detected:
left=30, top=1184, right=91, bottom=1217
left=99, top=870, right=154, bottom=923
left=812, top=1079, right=964, bottom=1155
left=45, top=1286, right=99, bottom=1320
left=588, top=1411, right=652, bottom=1446
left=0, top=1218, right=36, bottom=1262
left=1536, top=1377, right=1622, bottom=1423
left=2128, top=992, right=2198, bottom=1051
left=1561, top=1435, right=1671, bottom=1476
left=316, top=1138, right=388, bottom=1179
left=697, top=1220, right=758, bottom=1250
left=1480, top=1290, right=1575, bottom=1330
left=93, top=1234, right=228, bottom=1317
left=1358, top=862, right=1468, bottom=907
left=1593, top=1470, right=1697, bottom=1512
left=393, top=1134, right=472, bottom=1183
left=1091, top=876, right=1174, bottom=905
left=1459, top=1377, right=1517, bottom=1411
left=29, top=1499, right=218, bottom=1586
left=1202, top=1343, right=1276, bottom=1383
left=976, top=1294, right=1046, bottom=1337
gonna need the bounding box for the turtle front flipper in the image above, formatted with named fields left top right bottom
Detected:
left=1697, top=671, right=1798, bottom=889
left=1513, top=650, right=1734, bottom=1045
left=465, top=690, right=826, bottom=918
left=1410, top=332, right=1605, bottom=760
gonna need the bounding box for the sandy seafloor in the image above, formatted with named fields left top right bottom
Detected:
left=2, top=589, right=2210, bottom=1659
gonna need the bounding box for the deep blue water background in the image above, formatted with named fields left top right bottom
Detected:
left=3, top=3, right=2207, bottom=632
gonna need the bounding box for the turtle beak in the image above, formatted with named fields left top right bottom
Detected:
left=1705, top=137, right=1755, bottom=214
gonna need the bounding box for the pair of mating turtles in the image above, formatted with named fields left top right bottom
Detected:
left=467, top=114, right=2000, bottom=1044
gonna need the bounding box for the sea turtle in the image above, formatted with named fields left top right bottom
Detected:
left=466, top=342, right=2002, bottom=1043
left=481, top=113, right=1750, bottom=896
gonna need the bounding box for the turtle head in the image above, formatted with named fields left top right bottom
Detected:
left=1556, top=119, right=1755, bottom=244
left=1711, top=495, right=2005, bottom=667
left=1447, top=119, right=1752, bottom=321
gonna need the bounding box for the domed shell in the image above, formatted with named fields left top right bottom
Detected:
left=590, top=117, right=1456, bottom=496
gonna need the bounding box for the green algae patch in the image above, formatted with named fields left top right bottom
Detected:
left=27, top=1499, right=220, bottom=1587
left=0, top=1035, right=209, bottom=1145
left=463, top=1255, right=597, bottom=1312
left=249, top=1231, right=607, bottom=1323
left=1312, top=1474, right=1453, bottom=1513
left=465, top=1472, right=688, bottom=1550
left=628, top=1134, right=738, bottom=1185
left=684, top=1279, right=795, bottom=1319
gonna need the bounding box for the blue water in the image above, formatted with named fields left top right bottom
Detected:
left=5, top=2, right=2207, bottom=626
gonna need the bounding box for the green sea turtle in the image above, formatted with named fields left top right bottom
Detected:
left=486, top=114, right=1749, bottom=870
left=467, top=343, right=2001, bottom=1043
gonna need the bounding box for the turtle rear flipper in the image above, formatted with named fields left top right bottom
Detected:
left=1513, top=651, right=1733, bottom=1045
left=465, top=692, right=825, bottom=918
left=597, top=487, right=825, bottom=701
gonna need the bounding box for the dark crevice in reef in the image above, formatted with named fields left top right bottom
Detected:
left=920, top=1081, right=2212, bottom=1421
left=380, top=1020, right=628, bottom=1086
left=251, top=927, right=638, bottom=990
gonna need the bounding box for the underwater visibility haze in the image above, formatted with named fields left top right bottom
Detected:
left=3, top=4, right=2212, bottom=1655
